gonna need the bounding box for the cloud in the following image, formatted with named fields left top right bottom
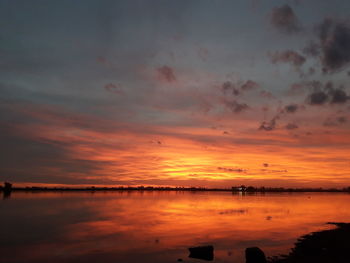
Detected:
left=259, top=103, right=301, bottom=132
left=222, top=81, right=240, bottom=96
left=241, top=80, right=259, bottom=90
left=217, top=167, right=247, bottom=173
left=285, top=123, right=299, bottom=130
left=263, top=163, right=269, bottom=167
left=219, top=209, right=247, bottom=215
left=307, top=82, right=349, bottom=105
left=221, top=80, right=260, bottom=96
left=328, top=88, right=348, bottom=103
left=223, top=100, right=249, bottom=113
left=157, top=65, right=176, bottom=82
left=150, top=140, right=162, bottom=145
left=259, top=115, right=279, bottom=131
left=104, top=83, right=124, bottom=95
left=308, top=91, right=329, bottom=105
left=261, top=169, right=288, bottom=173
left=316, top=18, right=350, bottom=73
left=219, top=79, right=259, bottom=115
left=269, top=50, right=306, bottom=67
left=323, top=116, right=347, bottom=126
left=302, top=41, right=320, bottom=57
left=259, top=90, right=274, bottom=99
left=285, top=104, right=298, bottom=113
left=270, top=4, right=301, bottom=34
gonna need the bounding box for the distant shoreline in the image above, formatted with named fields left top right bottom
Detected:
left=1, top=186, right=350, bottom=193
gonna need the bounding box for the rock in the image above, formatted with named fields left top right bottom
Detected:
left=245, top=247, right=267, bottom=263
left=188, top=245, right=214, bottom=261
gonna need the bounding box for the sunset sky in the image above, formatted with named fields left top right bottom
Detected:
left=1, top=0, right=350, bottom=188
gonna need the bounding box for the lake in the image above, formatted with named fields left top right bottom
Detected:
left=1, top=191, right=350, bottom=263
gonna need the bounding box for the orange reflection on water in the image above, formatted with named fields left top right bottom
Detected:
left=1, top=191, right=350, bottom=263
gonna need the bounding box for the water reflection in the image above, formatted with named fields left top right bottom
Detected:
left=2, top=190, right=11, bottom=200
left=2, top=182, right=12, bottom=200
left=1, top=191, right=350, bottom=263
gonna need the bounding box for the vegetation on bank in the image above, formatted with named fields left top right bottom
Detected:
left=1, top=182, right=350, bottom=192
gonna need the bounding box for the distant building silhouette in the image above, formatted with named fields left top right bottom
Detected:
left=4, top=182, right=12, bottom=191
left=3, top=182, right=12, bottom=199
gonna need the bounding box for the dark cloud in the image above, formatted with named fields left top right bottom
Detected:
left=157, top=65, right=176, bottom=82
left=269, top=50, right=306, bottom=67
left=219, top=209, right=247, bottom=215
left=329, top=88, right=348, bottom=103
left=259, top=115, right=279, bottom=131
left=316, top=18, right=350, bottom=73
left=0, top=124, right=123, bottom=184
left=307, top=83, right=349, bottom=105
left=259, top=103, right=301, bottom=131
left=285, top=104, right=298, bottom=113
left=149, top=140, right=162, bottom=145
left=309, top=91, right=328, bottom=105
left=270, top=4, right=301, bottom=34
left=259, top=102, right=300, bottom=132
left=261, top=169, right=288, bottom=173
left=223, top=100, right=249, bottom=113
left=221, top=80, right=259, bottom=96
left=217, top=167, right=246, bottom=173
left=222, top=81, right=240, bottom=96
left=220, top=81, right=255, bottom=113
left=285, top=123, right=299, bottom=130
left=263, top=163, right=269, bottom=167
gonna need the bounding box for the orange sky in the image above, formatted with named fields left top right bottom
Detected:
left=3, top=99, right=350, bottom=188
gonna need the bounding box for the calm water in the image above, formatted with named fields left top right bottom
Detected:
left=1, top=191, right=350, bottom=263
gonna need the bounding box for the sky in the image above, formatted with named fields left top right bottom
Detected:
left=1, top=0, right=350, bottom=188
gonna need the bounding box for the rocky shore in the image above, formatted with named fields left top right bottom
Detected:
left=267, top=222, right=350, bottom=263
left=189, top=223, right=350, bottom=263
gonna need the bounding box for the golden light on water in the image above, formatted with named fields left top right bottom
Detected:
left=2, top=191, right=350, bottom=263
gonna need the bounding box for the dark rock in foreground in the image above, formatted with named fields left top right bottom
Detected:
left=268, top=222, right=350, bottom=263
left=246, top=247, right=267, bottom=263
left=188, top=245, right=214, bottom=261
